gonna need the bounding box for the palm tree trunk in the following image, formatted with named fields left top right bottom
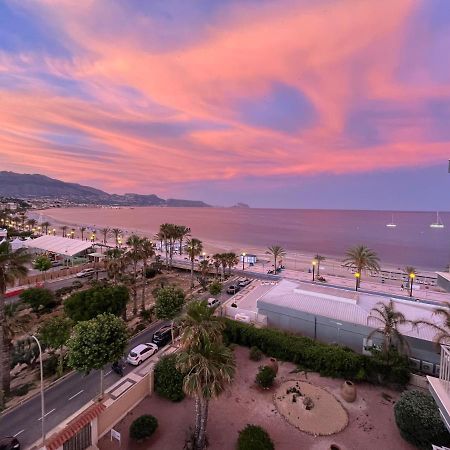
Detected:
left=191, top=258, right=194, bottom=288
left=179, top=238, right=183, bottom=256
left=317, top=262, right=320, bottom=276
left=141, top=262, right=147, bottom=312
left=274, top=256, right=277, bottom=273
left=133, top=263, right=138, bottom=316
left=0, top=292, right=10, bottom=395
left=196, top=397, right=209, bottom=450
left=194, top=395, right=202, bottom=445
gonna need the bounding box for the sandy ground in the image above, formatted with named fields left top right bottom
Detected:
left=97, top=346, right=414, bottom=450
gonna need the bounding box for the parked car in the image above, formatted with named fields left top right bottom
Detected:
left=75, top=268, right=95, bottom=278
left=127, top=343, right=158, bottom=365
left=0, top=436, right=20, bottom=450
left=238, top=278, right=251, bottom=287
left=51, top=260, right=63, bottom=267
left=152, top=325, right=172, bottom=348
left=227, top=284, right=240, bottom=295
left=207, top=297, right=220, bottom=308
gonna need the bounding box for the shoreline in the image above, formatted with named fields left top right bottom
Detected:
left=32, top=208, right=441, bottom=279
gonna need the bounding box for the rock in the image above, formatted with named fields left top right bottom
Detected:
left=10, top=363, right=27, bottom=377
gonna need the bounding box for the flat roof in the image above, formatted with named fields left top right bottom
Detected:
left=25, top=235, right=93, bottom=257
left=257, top=280, right=446, bottom=343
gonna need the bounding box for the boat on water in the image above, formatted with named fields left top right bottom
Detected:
left=386, top=214, right=397, bottom=228
left=430, top=212, right=444, bottom=229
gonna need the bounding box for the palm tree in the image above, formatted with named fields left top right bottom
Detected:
left=404, top=266, right=416, bottom=291
left=413, top=302, right=450, bottom=345
left=212, top=254, right=222, bottom=279
left=41, top=221, right=51, bottom=235
left=266, top=245, right=286, bottom=274
left=177, top=225, right=191, bottom=256
left=111, top=228, right=122, bottom=246
left=185, top=238, right=203, bottom=288
left=314, top=254, right=326, bottom=276
left=159, top=224, right=171, bottom=267
left=176, top=301, right=235, bottom=449
left=101, top=227, right=110, bottom=244
left=126, top=234, right=143, bottom=316
left=140, top=238, right=155, bottom=311
left=367, top=300, right=411, bottom=354
left=197, top=259, right=211, bottom=290
left=343, top=245, right=380, bottom=288
left=0, top=242, right=30, bottom=394
left=61, top=225, right=68, bottom=238
left=225, top=252, right=239, bottom=275
left=80, top=226, right=86, bottom=240
left=105, top=248, right=126, bottom=285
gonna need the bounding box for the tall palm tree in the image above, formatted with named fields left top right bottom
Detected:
left=404, top=266, right=417, bottom=291
left=0, top=242, right=30, bottom=394
left=314, top=254, right=326, bottom=276
left=126, top=234, right=143, bottom=316
left=111, top=228, right=122, bottom=246
left=41, top=221, right=51, bottom=235
left=140, top=238, right=155, bottom=312
left=177, top=225, right=191, bottom=256
left=80, top=226, right=86, bottom=240
left=159, top=224, right=171, bottom=267
left=61, top=225, right=68, bottom=238
left=176, top=301, right=235, bottom=450
left=105, top=248, right=126, bottom=285
left=343, top=245, right=380, bottom=288
left=101, top=227, right=110, bottom=244
left=266, top=245, right=286, bottom=274
left=185, top=238, right=203, bottom=288
left=225, top=252, right=239, bottom=275
left=197, top=259, right=211, bottom=290
left=212, top=254, right=222, bottom=279
left=367, top=300, right=411, bottom=354
left=413, top=302, right=450, bottom=345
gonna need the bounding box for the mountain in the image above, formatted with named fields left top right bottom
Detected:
left=0, top=172, right=210, bottom=207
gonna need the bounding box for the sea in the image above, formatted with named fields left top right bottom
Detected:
left=39, top=208, right=450, bottom=271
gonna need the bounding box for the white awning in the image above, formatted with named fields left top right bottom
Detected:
left=25, top=235, right=93, bottom=257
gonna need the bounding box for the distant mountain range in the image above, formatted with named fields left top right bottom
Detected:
left=0, top=172, right=210, bottom=207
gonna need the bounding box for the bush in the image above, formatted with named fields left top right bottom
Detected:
left=209, top=280, right=223, bottom=296
left=129, top=415, right=158, bottom=441
left=256, top=366, right=276, bottom=389
left=20, top=287, right=56, bottom=313
left=249, top=346, right=263, bottom=361
left=394, top=390, right=450, bottom=449
left=154, top=355, right=185, bottom=401
left=43, top=354, right=59, bottom=377
left=145, top=267, right=158, bottom=279
left=237, top=424, right=274, bottom=450
left=12, top=384, right=30, bottom=397
left=223, top=319, right=410, bottom=386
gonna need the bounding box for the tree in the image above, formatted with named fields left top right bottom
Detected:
left=155, top=286, right=185, bottom=342
left=61, top=225, right=68, bottom=238
left=129, top=415, right=158, bottom=442
left=209, top=280, right=222, bottom=296
left=111, top=228, right=122, bottom=246
left=154, top=354, right=185, bottom=401
left=140, top=238, right=155, bottom=312
left=314, top=254, right=326, bottom=276
left=212, top=254, right=222, bottom=278
left=197, top=259, right=211, bottom=290
left=225, top=252, right=239, bottom=276
left=126, top=234, right=143, bottom=316
left=266, top=246, right=286, bottom=273
left=100, top=227, right=110, bottom=244
left=39, top=316, right=72, bottom=376
left=34, top=254, right=52, bottom=275
left=367, top=300, right=412, bottom=354
left=80, top=226, right=86, bottom=240
left=41, top=221, right=51, bottom=235
left=64, top=285, right=129, bottom=322
left=176, top=225, right=191, bottom=256
left=413, top=302, right=450, bottom=345
left=20, top=287, right=56, bottom=313
left=66, top=313, right=128, bottom=396
left=237, top=425, right=274, bottom=450
left=343, top=244, right=380, bottom=288
left=185, top=238, right=203, bottom=288
left=105, top=248, right=127, bottom=285
left=0, top=242, right=30, bottom=394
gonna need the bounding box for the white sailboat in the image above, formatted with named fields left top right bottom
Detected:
left=386, top=214, right=397, bottom=228
left=430, top=212, right=444, bottom=229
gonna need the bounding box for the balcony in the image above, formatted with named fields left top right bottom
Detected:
left=427, top=345, right=450, bottom=431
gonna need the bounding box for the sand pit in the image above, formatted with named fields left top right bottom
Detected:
left=274, top=380, right=348, bottom=436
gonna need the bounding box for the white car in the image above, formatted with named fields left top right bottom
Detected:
left=127, top=343, right=158, bottom=365
left=207, top=297, right=220, bottom=308
left=75, top=268, right=95, bottom=278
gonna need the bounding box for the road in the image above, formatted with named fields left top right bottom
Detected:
left=0, top=320, right=168, bottom=449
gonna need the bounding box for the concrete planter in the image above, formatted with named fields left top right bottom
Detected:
left=341, top=380, right=356, bottom=402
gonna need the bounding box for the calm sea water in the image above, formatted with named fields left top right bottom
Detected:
left=42, top=208, right=450, bottom=271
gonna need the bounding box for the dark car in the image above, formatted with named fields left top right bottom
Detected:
left=0, top=436, right=20, bottom=450
left=226, top=284, right=240, bottom=295
left=152, top=326, right=172, bottom=348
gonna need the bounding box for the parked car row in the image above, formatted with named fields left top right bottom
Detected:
left=127, top=325, right=172, bottom=366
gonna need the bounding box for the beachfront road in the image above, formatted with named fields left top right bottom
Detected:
left=0, top=320, right=168, bottom=450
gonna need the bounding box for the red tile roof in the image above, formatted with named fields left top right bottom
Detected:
left=45, top=402, right=105, bottom=450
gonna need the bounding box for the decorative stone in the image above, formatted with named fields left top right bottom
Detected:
left=341, top=380, right=356, bottom=403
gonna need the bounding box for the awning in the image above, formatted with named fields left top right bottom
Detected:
left=25, top=235, right=93, bottom=257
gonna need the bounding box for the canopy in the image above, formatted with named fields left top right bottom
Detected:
left=25, top=235, right=93, bottom=257
left=11, top=237, right=25, bottom=251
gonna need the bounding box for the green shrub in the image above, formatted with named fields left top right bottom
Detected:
left=12, top=384, right=30, bottom=397
left=43, top=354, right=59, bottom=377
left=394, top=390, right=450, bottom=449
left=209, top=280, right=223, bottom=296
left=256, top=366, right=276, bottom=389
left=145, top=267, right=158, bottom=279
left=20, top=287, right=56, bottom=313
left=129, top=415, right=158, bottom=441
left=154, top=354, right=185, bottom=401
left=249, top=346, right=263, bottom=361
left=237, top=424, right=274, bottom=450
left=222, top=319, right=410, bottom=386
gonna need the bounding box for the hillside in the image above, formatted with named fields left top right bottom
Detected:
left=0, top=172, right=210, bottom=207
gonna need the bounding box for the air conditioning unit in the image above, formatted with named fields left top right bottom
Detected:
left=421, top=361, right=434, bottom=374
left=409, top=357, right=421, bottom=370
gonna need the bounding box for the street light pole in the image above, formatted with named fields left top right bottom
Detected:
left=355, top=272, right=360, bottom=291
left=31, top=335, right=46, bottom=445
left=242, top=252, right=246, bottom=271
left=312, top=260, right=316, bottom=281
left=409, top=272, right=415, bottom=297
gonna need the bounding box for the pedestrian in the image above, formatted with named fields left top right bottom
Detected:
left=401, top=283, right=404, bottom=291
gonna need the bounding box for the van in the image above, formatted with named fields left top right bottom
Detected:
left=207, top=298, right=220, bottom=308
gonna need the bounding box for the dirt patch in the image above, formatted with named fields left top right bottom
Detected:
left=274, top=380, right=348, bottom=435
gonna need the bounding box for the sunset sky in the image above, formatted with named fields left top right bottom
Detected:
left=1, top=0, right=449, bottom=209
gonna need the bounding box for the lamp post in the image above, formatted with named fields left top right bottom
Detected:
left=90, top=233, right=95, bottom=243
left=312, top=260, right=317, bottom=281
left=117, top=236, right=122, bottom=248
left=355, top=272, right=361, bottom=291
left=31, top=335, right=46, bottom=445
left=409, top=272, right=415, bottom=297
left=242, top=252, right=246, bottom=271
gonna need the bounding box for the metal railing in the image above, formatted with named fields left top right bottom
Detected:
left=440, top=345, right=450, bottom=394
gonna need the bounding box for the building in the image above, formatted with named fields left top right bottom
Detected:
left=240, top=254, right=257, bottom=264
left=257, top=280, right=445, bottom=374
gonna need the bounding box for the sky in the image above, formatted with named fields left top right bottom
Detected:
left=0, top=0, right=449, bottom=209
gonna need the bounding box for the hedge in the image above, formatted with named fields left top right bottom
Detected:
left=154, top=354, right=185, bottom=402
left=237, top=424, right=274, bottom=450
left=223, top=319, right=410, bottom=386
left=394, top=390, right=450, bottom=449
left=129, top=415, right=158, bottom=441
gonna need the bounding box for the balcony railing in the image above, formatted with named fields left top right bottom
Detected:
left=439, top=345, right=450, bottom=393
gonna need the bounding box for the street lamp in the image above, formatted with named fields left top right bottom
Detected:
left=409, top=272, right=415, bottom=297
left=31, top=335, right=46, bottom=445
left=355, top=272, right=361, bottom=291
left=117, top=236, right=122, bottom=248
left=242, top=252, right=246, bottom=271
left=90, top=233, right=95, bottom=243
left=52, top=228, right=56, bottom=236
left=312, top=260, right=317, bottom=281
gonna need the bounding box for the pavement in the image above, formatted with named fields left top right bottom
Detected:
left=0, top=319, right=168, bottom=449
